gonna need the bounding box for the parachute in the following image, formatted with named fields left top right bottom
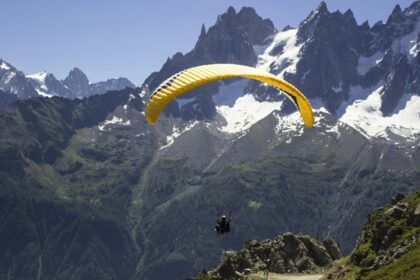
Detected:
left=145, top=64, right=314, bottom=128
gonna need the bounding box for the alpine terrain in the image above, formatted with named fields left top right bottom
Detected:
left=0, top=60, right=135, bottom=108
left=0, top=2, right=419, bottom=280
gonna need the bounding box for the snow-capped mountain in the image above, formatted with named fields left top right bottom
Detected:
left=143, top=2, right=420, bottom=146
left=1, top=3, right=419, bottom=280
left=0, top=59, right=38, bottom=99
left=27, top=71, right=72, bottom=98
left=28, top=67, right=135, bottom=99
left=0, top=60, right=135, bottom=107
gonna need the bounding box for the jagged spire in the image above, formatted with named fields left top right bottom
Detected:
left=198, top=24, right=206, bottom=41
left=317, top=1, right=329, bottom=14
left=387, top=4, right=403, bottom=24
left=227, top=6, right=236, bottom=15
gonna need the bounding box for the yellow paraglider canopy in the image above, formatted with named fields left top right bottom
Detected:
left=145, top=64, right=314, bottom=128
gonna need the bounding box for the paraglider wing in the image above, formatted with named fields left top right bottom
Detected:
left=145, top=64, right=314, bottom=128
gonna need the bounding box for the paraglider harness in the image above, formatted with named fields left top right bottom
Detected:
left=215, top=211, right=231, bottom=235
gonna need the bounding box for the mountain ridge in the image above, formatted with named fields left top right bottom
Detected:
left=0, top=58, right=135, bottom=106
left=0, top=2, right=419, bottom=280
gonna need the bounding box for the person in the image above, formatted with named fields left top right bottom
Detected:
left=215, top=214, right=231, bottom=235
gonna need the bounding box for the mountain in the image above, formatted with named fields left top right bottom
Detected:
left=61, top=67, right=135, bottom=98
left=0, top=59, right=135, bottom=106
left=29, top=67, right=136, bottom=99
left=133, top=2, right=420, bottom=278
left=0, top=59, right=38, bottom=99
left=143, top=6, right=276, bottom=121
left=0, top=2, right=419, bottom=280
left=143, top=2, right=420, bottom=143
left=27, top=71, right=73, bottom=98
left=0, top=88, right=147, bottom=280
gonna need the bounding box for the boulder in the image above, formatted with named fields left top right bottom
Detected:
left=323, top=239, right=343, bottom=260
left=391, top=193, right=405, bottom=204
left=385, top=205, right=406, bottom=219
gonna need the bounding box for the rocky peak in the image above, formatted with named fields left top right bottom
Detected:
left=379, top=3, right=420, bottom=48
left=297, top=1, right=329, bottom=35
left=297, top=2, right=358, bottom=44
left=386, top=5, right=403, bottom=25
left=316, top=1, right=329, bottom=15
left=198, top=24, right=206, bottom=42
left=289, top=3, right=363, bottom=110
left=143, top=6, right=275, bottom=121
left=409, top=0, right=420, bottom=11
left=0, top=59, right=37, bottom=99
left=63, top=67, right=89, bottom=95
left=196, top=6, right=275, bottom=50
left=0, top=59, right=14, bottom=72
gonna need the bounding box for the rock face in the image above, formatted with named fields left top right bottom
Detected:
left=324, top=191, right=420, bottom=279
left=0, top=89, right=18, bottom=110
left=200, top=233, right=341, bottom=279
left=0, top=59, right=38, bottom=99
left=63, top=67, right=90, bottom=96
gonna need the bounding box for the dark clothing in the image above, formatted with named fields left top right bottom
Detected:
left=215, top=217, right=230, bottom=235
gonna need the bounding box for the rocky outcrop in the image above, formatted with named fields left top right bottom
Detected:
left=324, top=191, right=420, bottom=279
left=199, top=233, right=341, bottom=280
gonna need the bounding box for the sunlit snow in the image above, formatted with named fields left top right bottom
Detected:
left=274, top=111, right=304, bottom=140
left=216, top=94, right=282, bottom=134
left=4, top=72, right=16, bottom=84
left=98, top=116, right=131, bottom=131
left=256, top=28, right=302, bottom=79
left=26, top=72, right=54, bottom=97
left=339, top=87, right=420, bottom=141
left=0, top=61, right=11, bottom=71
left=213, top=79, right=248, bottom=106
left=26, top=71, right=48, bottom=82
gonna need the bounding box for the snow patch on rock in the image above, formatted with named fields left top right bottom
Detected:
left=98, top=116, right=131, bottom=131
left=27, top=72, right=54, bottom=97
left=274, top=111, right=304, bottom=142
left=256, top=28, right=303, bottom=78
left=160, top=121, right=199, bottom=149
left=0, top=61, right=11, bottom=71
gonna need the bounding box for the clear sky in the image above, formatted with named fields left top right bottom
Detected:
left=0, top=0, right=415, bottom=85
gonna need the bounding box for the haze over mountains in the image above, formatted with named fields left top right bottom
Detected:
left=0, top=2, right=419, bottom=280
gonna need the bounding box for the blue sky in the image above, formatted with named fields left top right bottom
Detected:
left=0, top=0, right=415, bottom=84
